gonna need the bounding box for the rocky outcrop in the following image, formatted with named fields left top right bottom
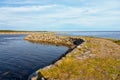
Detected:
left=25, top=32, right=84, bottom=48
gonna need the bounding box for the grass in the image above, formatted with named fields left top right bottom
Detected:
left=40, top=57, right=120, bottom=80
left=38, top=37, right=120, bottom=80
left=24, top=35, right=120, bottom=80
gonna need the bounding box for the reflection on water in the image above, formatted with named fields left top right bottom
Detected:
left=0, top=34, right=68, bottom=80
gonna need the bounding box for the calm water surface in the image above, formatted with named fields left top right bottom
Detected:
left=57, top=31, right=120, bottom=40
left=0, top=34, right=68, bottom=80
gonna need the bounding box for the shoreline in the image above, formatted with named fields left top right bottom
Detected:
left=25, top=32, right=85, bottom=80
left=24, top=32, right=84, bottom=48
left=28, top=43, right=85, bottom=80
left=25, top=33, right=120, bottom=80
left=1, top=32, right=120, bottom=80
left=0, top=32, right=35, bottom=34
left=27, top=46, right=78, bottom=80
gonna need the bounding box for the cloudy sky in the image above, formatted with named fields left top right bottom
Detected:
left=0, top=0, right=120, bottom=31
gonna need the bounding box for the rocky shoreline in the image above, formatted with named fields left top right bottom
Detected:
left=25, top=32, right=84, bottom=80
left=25, top=33, right=120, bottom=80
left=25, top=32, right=84, bottom=48
left=27, top=43, right=85, bottom=80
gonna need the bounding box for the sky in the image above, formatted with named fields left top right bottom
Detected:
left=0, top=0, right=120, bottom=31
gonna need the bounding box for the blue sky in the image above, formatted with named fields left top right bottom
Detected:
left=0, top=0, right=120, bottom=31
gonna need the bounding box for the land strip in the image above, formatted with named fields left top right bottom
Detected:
left=25, top=33, right=120, bottom=80
left=0, top=30, right=47, bottom=34
left=25, top=32, right=84, bottom=48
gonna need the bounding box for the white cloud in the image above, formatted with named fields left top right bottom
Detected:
left=0, top=0, right=39, bottom=4
left=0, top=5, right=57, bottom=12
left=0, top=3, right=119, bottom=30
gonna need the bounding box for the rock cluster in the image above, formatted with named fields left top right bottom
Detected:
left=25, top=32, right=83, bottom=48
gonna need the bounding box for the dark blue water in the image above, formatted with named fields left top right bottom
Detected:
left=0, top=34, right=68, bottom=80
left=57, top=31, right=120, bottom=40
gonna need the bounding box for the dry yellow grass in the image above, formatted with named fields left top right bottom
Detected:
left=39, top=37, right=120, bottom=80
left=25, top=33, right=120, bottom=80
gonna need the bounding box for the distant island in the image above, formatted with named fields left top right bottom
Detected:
left=0, top=30, right=47, bottom=34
